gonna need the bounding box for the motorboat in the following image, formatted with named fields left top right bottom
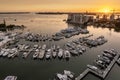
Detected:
left=2, top=50, right=9, bottom=57
left=42, top=44, right=47, bottom=50
left=46, top=49, right=51, bottom=59
left=33, top=49, right=39, bottom=59
left=64, top=50, right=71, bottom=59
left=38, top=49, right=45, bottom=59
left=0, top=49, right=6, bottom=56
left=56, top=73, right=67, bottom=80
left=33, top=45, right=39, bottom=49
left=22, top=52, right=28, bottom=58
left=70, top=50, right=79, bottom=56
left=4, top=76, right=17, bottom=80
left=87, top=64, right=103, bottom=74
left=58, top=49, right=63, bottom=58
left=52, top=50, right=57, bottom=58
left=64, top=70, right=74, bottom=79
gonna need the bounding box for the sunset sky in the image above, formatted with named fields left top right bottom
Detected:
left=0, top=0, right=120, bottom=12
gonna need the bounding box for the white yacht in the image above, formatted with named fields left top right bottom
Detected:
left=4, top=76, right=17, bottom=80
left=42, top=44, right=47, bottom=50
left=0, top=49, right=6, bottom=56
left=33, top=49, right=39, bottom=59
left=58, top=49, right=63, bottom=58
left=46, top=49, right=51, bottom=59
left=64, top=70, right=74, bottom=79
left=2, top=51, right=9, bottom=57
left=38, top=49, right=45, bottom=59
left=22, top=52, right=28, bottom=58
left=52, top=50, right=57, bottom=58
left=64, top=50, right=71, bottom=59
left=56, top=73, right=67, bottom=80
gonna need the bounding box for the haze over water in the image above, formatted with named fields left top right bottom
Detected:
left=0, top=14, right=120, bottom=80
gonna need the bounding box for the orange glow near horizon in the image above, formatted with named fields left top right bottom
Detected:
left=0, top=0, right=119, bottom=12
left=98, top=7, right=113, bottom=13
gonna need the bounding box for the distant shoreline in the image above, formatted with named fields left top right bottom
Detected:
left=36, top=12, right=97, bottom=15
left=0, top=12, right=120, bottom=15
left=36, top=12, right=68, bottom=15
left=0, top=12, right=30, bottom=14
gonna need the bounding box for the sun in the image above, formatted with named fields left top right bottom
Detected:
left=103, top=8, right=111, bottom=13
left=99, top=8, right=111, bottom=13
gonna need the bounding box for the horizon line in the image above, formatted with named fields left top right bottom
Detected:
left=0, top=11, right=120, bottom=13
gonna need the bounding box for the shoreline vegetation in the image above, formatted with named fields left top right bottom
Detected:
left=0, top=12, right=30, bottom=14
left=35, top=12, right=97, bottom=15
left=0, top=20, right=26, bottom=31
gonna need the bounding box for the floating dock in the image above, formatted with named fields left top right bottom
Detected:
left=75, top=69, right=89, bottom=80
left=75, top=54, right=119, bottom=80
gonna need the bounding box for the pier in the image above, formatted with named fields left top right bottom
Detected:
left=75, top=54, right=120, bottom=80
left=75, top=69, right=89, bottom=80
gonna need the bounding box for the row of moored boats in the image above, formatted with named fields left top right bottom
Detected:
left=0, top=44, right=73, bottom=60
left=53, top=27, right=89, bottom=40
left=67, top=35, right=107, bottom=48
left=32, top=44, right=71, bottom=59
left=87, top=49, right=118, bottom=74
left=23, top=27, right=89, bottom=42
left=0, top=48, right=19, bottom=58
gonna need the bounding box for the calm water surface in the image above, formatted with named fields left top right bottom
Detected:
left=0, top=14, right=120, bottom=80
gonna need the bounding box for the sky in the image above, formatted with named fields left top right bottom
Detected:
left=0, top=0, right=120, bottom=12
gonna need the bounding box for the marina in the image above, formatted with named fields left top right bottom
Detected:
left=0, top=13, right=120, bottom=80
left=1, top=0, right=120, bottom=79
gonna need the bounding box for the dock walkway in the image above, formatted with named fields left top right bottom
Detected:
left=75, top=54, right=119, bottom=80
